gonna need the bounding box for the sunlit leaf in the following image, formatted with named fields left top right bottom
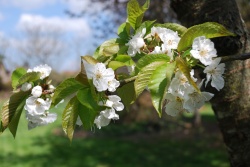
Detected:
left=97, top=39, right=120, bottom=57
left=136, top=54, right=170, bottom=71
left=62, top=97, right=79, bottom=142
left=108, top=61, right=126, bottom=71
left=148, top=62, right=176, bottom=117
left=1, top=91, right=29, bottom=133
left=127, top=0, right=150, bottom=29
left=8, top=100, right=26, bottom=138
left=177, top=22, right=235, bottom=51
left=11, top=67, right=27, bottom=89
left=135, top=61, right=166, bottom=97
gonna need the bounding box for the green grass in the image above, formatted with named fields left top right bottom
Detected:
left=0, top=99, right=229, bottom=167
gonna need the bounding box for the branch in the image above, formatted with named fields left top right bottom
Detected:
left=221, top=52, right=250, bottom=63
left=119, top=75, right=137, bottom=87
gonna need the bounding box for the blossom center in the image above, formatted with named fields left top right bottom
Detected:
left=95, top=72, right=102, bottom=79
left=199, top=49, right=208, bottom=57
left=168, top=40, right=173, bottom=45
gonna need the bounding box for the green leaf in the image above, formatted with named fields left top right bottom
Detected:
left=135, top=20, right=156, bottom=35
left=18, top=72, right=41, bottom=87
left=136, top=54, right=170, bottom=70
left=1, top=91, right=30, bottom=133
left=52, top=78, right=85, bottom=106
left=8, top=99, right=26, bottom=138
left=135, top=61, right=166, bottom=97
left=115, top=55, right=134, bottom=65
left=148, top=62, right=176, bottom=117
left=108, top=54, right=135, bottom=70
left=117, top=82, right=136, bottom=111
left=117, top=22, right=130, bottom=43
left=78, top=105, right=97, bottom=130
left=62, top=97, right=79, bottom=141
left=177, top=22, right=235, bottom=51
left=77, top=88, right=99, bottom=111
left=77, top=88, right=98, bottom=129
left=11, top=67, right=27, bottom=89
left=98, top=39, right=120, bottom=57
left=108, top=61, right=126, bottom=71
left=127, top=0, right=150, bottom=29
left=155, top=23, right=187, bottom=36
left=176, top=57, right=200, bottom=92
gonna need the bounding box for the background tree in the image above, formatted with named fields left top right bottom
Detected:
left=171, top=0, right=250, bottom=166
left=0, top=34, right=10, bottom=90
left=16, top=23, right=65, bottom=67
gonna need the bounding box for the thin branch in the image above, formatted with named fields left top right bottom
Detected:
left=119, top=75, right=137, bottom=87
left=221, top=52, right=250, bottom=63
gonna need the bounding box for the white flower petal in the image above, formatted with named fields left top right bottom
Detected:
left=94, top=114, right=111, bottom=129
left=21, top=82, right=32, bottom=92
left=31, top=86, right=43, bottom=97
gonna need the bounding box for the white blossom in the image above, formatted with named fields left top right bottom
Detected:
left=165, top=93, right=187, bottom=116
left=21, top=82, right=32, bottom=91
left=160, top=29, right=180, bottom=50
left=24, top=97, right=51, bottom=116
left=94, top=113, right=111, bottom=129
left=26, top=112, right=57, bottom=130
left=126, top=28, right=146, bottom=57
left=28, top=64, right=52, bottom=79
left=183, top=86, right=214, bottom=113
left=107, top=79, right=120, bottom=92
left=31, top=85, right=43, bottom=97
left=100, top=108, right=119, bottom=120
left=92, top=63, right=116, bottom=92
left=82, top=62, right=120, bottom=92
left=149, top=27, right=180, bottom=59
left=190, top=36, right=217, bottom=66
left=168, top=70, right=196, bottom=98
left=105, top=95, right=124, bottom=111
left=204, top=58, right=225, bottom=91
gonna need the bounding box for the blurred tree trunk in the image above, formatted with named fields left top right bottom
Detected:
left=170, top=0, right=250, bottom=166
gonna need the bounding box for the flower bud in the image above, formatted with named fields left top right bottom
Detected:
left=31, top=86, right=43, bottom=97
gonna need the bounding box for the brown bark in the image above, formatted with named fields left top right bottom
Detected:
left=171, top=0, right=250, bottom=166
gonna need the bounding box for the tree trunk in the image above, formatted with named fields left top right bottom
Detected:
left=170, top=0, right=250, bottom=166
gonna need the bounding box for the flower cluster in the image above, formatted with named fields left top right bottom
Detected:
left=128, top=28, right=225, bottom=116
left=164, top=36, right=225, bottom=116
left=84, top=62, right=120, bottom=92
left=127, top=26, right=180, bottom=59
left=94, top=95, right=124, bottom=129
left=165, top=71, right=214, bottom=116
left=23, top=64, right=57, bottom=129
left=191, top=36, right=225, bottom=91
left=78, top=61, right=124, bottom=129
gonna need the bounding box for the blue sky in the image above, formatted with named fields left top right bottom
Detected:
left=0, top=0, right=119, bottom=72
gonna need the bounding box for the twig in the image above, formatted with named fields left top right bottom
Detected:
left=221, top=52, right=250, bottom=63
left=119, top=75, right=137, bottom=87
